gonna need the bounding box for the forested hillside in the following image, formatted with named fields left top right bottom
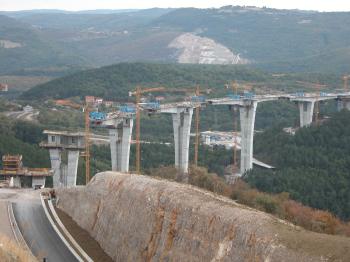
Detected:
left=22, top=63, right=269, bottom=100
left=0, top=15, right=86, bottom=75
left=0, top=115, right=49, bottom=168
left=154, top=6, right=350, bottom=72
left=23, top=62, right=343, bottom=101
left=2, top=6, right=350, bottom=73
left=247, top=110, right=350, bottom=220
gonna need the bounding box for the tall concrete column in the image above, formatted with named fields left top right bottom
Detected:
left=109, top=128, right=119, bottom=171
left=172, top=108, right=193, bottom=176
left=49, top=148, right=62, bottom=188
left=109, top=118, right=133, bottom=173
left=298, top=101, right=315, bottom=127
left=239, top=101, right=257, bottom=174
left=337, top=99, right=350, bottom=111
left=66, top=150, right=80, bottom=187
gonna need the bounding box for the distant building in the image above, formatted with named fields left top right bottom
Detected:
left=283, top=127, right=296, bottom=135
left=23, top=105, right=33, bottom=112
left=0, top=83, right=8, bottom=92
left=85, top=96, right=104, bottom=106
left=201, top=131, right=241, bottom=150
left=85, top=96, right=95, bottom=104
left=95, top=97, right=103, bottom=104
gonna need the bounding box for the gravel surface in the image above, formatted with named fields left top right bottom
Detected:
left=55, top=207, right=113, bottom=262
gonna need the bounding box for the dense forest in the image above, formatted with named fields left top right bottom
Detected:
left=246, top=110, right=350, bottom=220
left=0, top=115, right=49, bottom=168
left=22, top=63, right=268, bottom=100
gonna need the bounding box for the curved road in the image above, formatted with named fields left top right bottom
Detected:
left=13, top=201, right=77, bottom=262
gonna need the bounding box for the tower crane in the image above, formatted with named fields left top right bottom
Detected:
left=53, top=97, right=92, bottom=184
left=129, top=86, right=166, bottom=174
left=194, top=85, right=200, bottom=166
left=129, top=86, right=209, bottom=174
left=192, top=85, right=212, bottom=166
left=83, top=97, right=92, bottom=184
left=225, top=81, right=240, bottom=174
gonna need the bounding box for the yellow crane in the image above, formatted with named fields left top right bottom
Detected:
left=129, top=86, right=166, bottom=174
left=225, top=81, right=240, bottom=174
left=55, top=96, right=92, bottom=184
left=129, top=86, right=208, bottom=174
left=83, top=97, right=92, bottom=184
left=193, top=85, right=202, bottom=166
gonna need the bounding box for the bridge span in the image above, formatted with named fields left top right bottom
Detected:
left=42, top=91, right=350, bottom=187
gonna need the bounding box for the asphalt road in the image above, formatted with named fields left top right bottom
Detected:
left=13, top=201, right=77, bottom=262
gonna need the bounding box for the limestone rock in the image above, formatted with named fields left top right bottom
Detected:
left=168, top=33, right=249, bottom=65
left=56, top=172, right=347, bottom=261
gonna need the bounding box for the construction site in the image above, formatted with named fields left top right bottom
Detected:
left=0, top=155, right=51, bottom=188
left=0, top=75, right=349, bottom=262
left=6, top=75, right=340, bottom=188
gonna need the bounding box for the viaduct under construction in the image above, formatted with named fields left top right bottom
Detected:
left=40, top=84, right=350, bottom=188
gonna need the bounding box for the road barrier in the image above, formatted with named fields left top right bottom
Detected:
left=40, top=193, right=90, bottom=262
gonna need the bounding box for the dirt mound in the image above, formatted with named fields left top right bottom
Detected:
left=56, top=172, right=350, bottom=261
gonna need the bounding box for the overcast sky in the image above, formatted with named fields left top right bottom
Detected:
left=0, top=0, right=349, bottom=12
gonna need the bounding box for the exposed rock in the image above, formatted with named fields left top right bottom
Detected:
left=168, top=33, right=249, bottom=65
left=56, top=172, right=350, bottom=262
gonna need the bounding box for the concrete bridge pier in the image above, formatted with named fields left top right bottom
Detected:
left=66, top=150, right=80, bottom=187
left=298, top=101, right=315, bottom=127
left=109, top=118, right=134, bottom=173
left=239, top=101, right=258, bottom=174
left=49, top=148, right=62, bottom=188
left=172, top=107, right=194, bottom=180
left=337, top=99, right=350, bottom=111
left=41, top=130, right=85, bottom=188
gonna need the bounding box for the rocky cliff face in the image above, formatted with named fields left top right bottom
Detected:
left=56, top=172, right=349, bottom=261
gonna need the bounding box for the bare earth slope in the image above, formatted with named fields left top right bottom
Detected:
left=56, top=172, right=350, bottom=262
left=168, top=33, right=249, bottom=65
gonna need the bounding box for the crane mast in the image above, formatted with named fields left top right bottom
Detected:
left=231, top=82, right=239, bottom=174
left=194, top=85, right=200, bottom=166
left=84, top=98, right=91, bottom=184
left=130, top=86, right=205, bottom=174
left=131, top=86, right=166, bottom=174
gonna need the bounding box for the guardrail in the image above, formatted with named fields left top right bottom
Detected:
left=40, top=193, right=92, bottom=262
left=7, top=202, right=31, bottom=252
